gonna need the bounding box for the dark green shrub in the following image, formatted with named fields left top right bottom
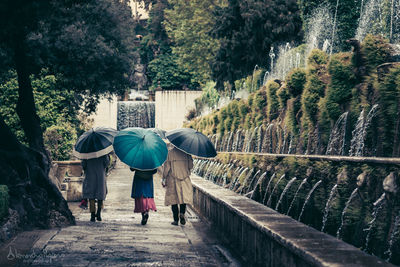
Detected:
left=286, top=68, right=307, bottom=97
left=238, top=100, right=248, bottom=120
left=285, top=97, right=301, bottom=136
left=377, top=65, right=400, bottom=156
left=252, top=90, right=266, bottom=112
left=266, top=80, right=280, bottom=121
left=0, top=185, right=9, bottom=221
left=302, top=51, right=329, bottom=126
left=224, top=116, right=233, bottom=132
left=43, top=120, right=78, bottom=161
left=307, top=49, right=328, bottom=66
left=277, top=85, right=289, bottom=109
left=361, top=34, right=391, bottom=74
left=325, top=53, right=357, bottom=121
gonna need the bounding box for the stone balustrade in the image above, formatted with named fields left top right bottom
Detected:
left=191, top=175, right=395, bottom=267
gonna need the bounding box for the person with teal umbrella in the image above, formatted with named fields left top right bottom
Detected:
left=113, top=127, right=168, bottom=225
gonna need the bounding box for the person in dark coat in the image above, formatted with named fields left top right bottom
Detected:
left=130, top=168, right=157, bottom=225
left=82, top=154, right=109, bottom=222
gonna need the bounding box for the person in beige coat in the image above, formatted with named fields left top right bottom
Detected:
left=161, top=143, right=193, bottom=225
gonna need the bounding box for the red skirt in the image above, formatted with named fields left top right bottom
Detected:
left=134, top=196, right=157, bottom=213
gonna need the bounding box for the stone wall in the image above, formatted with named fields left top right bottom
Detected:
left=191, top=175, right=394, bottom=267
left=88, top=95, right=118, bottom=129
left=155, top=90, right=202, bottom=131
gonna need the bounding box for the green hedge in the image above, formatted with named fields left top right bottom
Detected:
left=0, top=185, right=9, bottom=221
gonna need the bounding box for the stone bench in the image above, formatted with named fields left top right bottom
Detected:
left=191, top=175, right=394, bottom=267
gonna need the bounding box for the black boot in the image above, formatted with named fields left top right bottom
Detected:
left=90, top=212, right=96, bottom=222
left=96, top=209, right=102, bottom=221
left=141, top=212, right=149, bottom=225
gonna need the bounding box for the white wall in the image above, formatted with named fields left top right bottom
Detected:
left=155, top=90, right=202, bottom=131
left=89, top=95, right=118, bottom=129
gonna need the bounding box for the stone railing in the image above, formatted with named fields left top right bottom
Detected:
left=52, top=154, right=117, bottom=201
left=191, top=175, right=394, bottom=267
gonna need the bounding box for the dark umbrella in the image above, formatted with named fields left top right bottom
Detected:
left=166, top=128, right=217, bottom=158
left=149, top=128, right=166, bottom=139
left=73, top=127, right=117, bottom=159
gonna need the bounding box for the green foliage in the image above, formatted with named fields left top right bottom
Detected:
left=277, top=85, right=289, bottom=109
left=325, top=53, right=357, bottom=121
left=266, top=80, right=280, bottom=121
left=307, top=49, right=329, bottom=66
left=301, top=51, right=329, bottom=126
left=286, top=68, right=307, bottom=97
left=299, top=0, right=360, bottom=50
left=252, top=90, right=266, bottom=112
left=164, top=0, right=223, bottom=84
left=198, top=81, right=220, bottom=109
left=377, top=65, right=400, bottom=156
left=0, top=185, right=9, bottom=221
left=361, top=34, right=392, bottom=74
left=0, top=71, right=81, bottom=151
left=211, top=0, right=303, bottom=88
left=43, top=121, right=77, bottom=161
left=285, top=98, right=300, bottom=136
left=147, top=53, right=199, bottom=90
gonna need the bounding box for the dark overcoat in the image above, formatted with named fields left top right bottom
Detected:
left=82, top=155, right=109, bottom=200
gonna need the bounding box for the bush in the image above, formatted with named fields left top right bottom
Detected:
left=361, top=34, right=391, bottom=74
left=252, top=90, right=267, bottom=112
left=43, top=121, right=77, bottom=160
left=301, top=51, right=329, bottom=127
left=277, top=85, right=289, bottom=109
left=307, top=49, right=328, bottom=66
left=325, top=53, right=357, bottom=121
left=286, top=68, right=307, bottom=97
left=377, top=65, right=400, bottom=156
left=0, top=185, right=9, bottom=221
left=266, top=80, right=280, bottom=121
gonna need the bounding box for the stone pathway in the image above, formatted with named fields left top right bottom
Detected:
left=2, top=163, right=241, bottom=266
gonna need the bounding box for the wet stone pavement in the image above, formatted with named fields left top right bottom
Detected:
left=7, top=162, right=241, bottom=267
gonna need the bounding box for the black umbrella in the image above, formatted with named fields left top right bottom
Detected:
left=166, top=128, right=217, bottom=158
left=149, top=128, right=166, bottom=139
left=73, top=127, right=117, bottom=159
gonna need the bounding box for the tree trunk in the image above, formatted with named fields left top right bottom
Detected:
left=13, top=39, right=49, bottom=168
left=0, top=116, right=75, bottom=229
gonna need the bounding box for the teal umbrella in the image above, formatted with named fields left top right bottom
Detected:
left=113, top=127, right=168, bottom=170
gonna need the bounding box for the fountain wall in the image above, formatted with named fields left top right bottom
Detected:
left=117, top=101, right=155, bottom=130
left=192, top=153, right=400, bottom=265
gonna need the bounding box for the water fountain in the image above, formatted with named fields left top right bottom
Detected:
left=298, top=180, right=323, bottom=222
left=336, top=188, right=359, bottom=239
left=326, top=112, right=349, bottom=155
left=287, top=178, right=308, bottom=216
left=330, top=0, right=340, bottom=55
left=321, top=184, right=338, bottom=232
left=275, top=177, right=297, bottom=211
left=364, top=193, right=386, bottom=251
left=384, top=211, right=400, bottom=262
left=349, top=104, right=379, bottom=156
left=266, top=174, right=286, bottom=207
left=117, top=101, right=155, bottom=130
left=262, top=173, right=276, bottom=204
left=356, top=0, right=385, bottom=41
left=251, top=172, right=267, bottom=199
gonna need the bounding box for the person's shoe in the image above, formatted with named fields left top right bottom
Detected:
left=141, top=212, right=149, bottom=225
left=171, top=221, right=179, bottom=226
left=90, top=212, right=96, bottom=222
left=96, top=210, right=102, bottom=221
left=179, top=213, right=186, bottom=225
left=79, top=200, right=88, bottom=209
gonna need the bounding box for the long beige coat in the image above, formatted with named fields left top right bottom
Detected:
left=161, top=145, right=193, bottom=206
